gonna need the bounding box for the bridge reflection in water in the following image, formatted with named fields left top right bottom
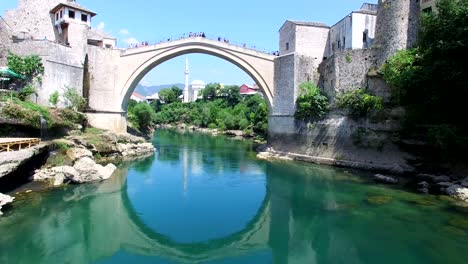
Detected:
left=0, top=130, right=381, bottom=264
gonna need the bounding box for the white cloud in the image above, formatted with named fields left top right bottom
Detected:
left=123, top=37, right=139, bottom=46
left=119, top=29, right=129, bottom=35
left=96, top=22, right=105, bottom=31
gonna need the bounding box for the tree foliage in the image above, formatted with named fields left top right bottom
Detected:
left=6, top=52, right=44, bottom=81
left=382, top=0, right=468, bottom=153
left=49, top=91, right=60, bottom=108
left=128, top=102, right=156, bottom=131
left=336, top=89, right=383, bottom=118
left=201, top=83, right=221, bottom=100
left=159, top=88, right=180, bottom=104
left=295, top=82, right=329, bottom=120
left=63, top=86, right=87, bottom=111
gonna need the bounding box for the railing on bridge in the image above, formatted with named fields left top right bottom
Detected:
left=123, top=32, right=280, bottom=56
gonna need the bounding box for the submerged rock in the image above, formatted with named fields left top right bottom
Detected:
left=446, top=185, right=468, bottom=202
left=0, top=193, right=14, bottom=215
left=366, top=195, right=393, bottom=205
left=373, top=174, right=399, bottom=184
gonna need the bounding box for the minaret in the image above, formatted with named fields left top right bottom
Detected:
left=183, top=57, right=190, bottom=103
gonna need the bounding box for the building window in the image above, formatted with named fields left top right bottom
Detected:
left=56, top=13, right=59, bottom=21
left=338, top=40, right=341, bottom=49
left=60, top=10, right=63, bottom=18
left=286, top=42, right=289, bottom=51
left=81, top=14, right=88, bottom=22
left=69, top=10, right=75, bottom=19
left=363, top=32, right=368, bottom=42
left=343, top=37, right=346, bottom=49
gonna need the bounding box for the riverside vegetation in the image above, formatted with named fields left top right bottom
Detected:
left=127, top=83, right=269, bottom=139
left=381, top=0, right=468, bottom=159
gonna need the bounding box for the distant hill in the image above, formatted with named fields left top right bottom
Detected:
left=134, top=83, right=185, bottom=97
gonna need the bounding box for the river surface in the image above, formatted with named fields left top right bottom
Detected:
left=1, top=129, right=468, bottom=264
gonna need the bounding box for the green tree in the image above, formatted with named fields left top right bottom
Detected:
left=63, top=86, right=87, bottom=111
left=129, top=102, right=156, bottom=130
left=171, top=86, right=183, bottom=99
left=336, top=89, right=383, bottom=118
left=295, top=82, right=329, bottom=120
left=219, top=85, right=241, bottom=105
left=49, top=91, right=60, bottom=108
left=201, top=83, right=220, bottom=100
left=159, top=88, right=179, bottom=104
left=382, top=0, right=468, bottom=153
left=6, top=52, right=44, bottom=82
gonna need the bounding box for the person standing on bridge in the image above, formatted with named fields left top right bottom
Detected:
left=202, top=32, right=206, bottom=38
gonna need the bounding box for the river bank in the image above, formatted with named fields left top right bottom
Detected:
left=0, top=128, right=155, bottom=215
left=257, top=146, right=468, bottom=203
left=154, top=123, right=266, bottom=143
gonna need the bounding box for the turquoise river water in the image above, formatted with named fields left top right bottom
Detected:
left=1, top=129, right=468, bottom=263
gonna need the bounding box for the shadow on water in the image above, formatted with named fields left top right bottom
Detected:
left=0, top=129, right=467, bottom=264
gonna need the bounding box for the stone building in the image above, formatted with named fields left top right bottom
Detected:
left=0, top=0, right=116, bottom=106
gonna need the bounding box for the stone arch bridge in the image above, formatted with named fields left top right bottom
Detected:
left=86, top=37, right=309, bottom=133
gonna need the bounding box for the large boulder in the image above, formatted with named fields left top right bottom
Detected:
left=51, top=166, right=79, bottom=186
left=446, top=185, right=468, bottom=202
left=0, top=193, right=14, bottom=215
left=66, top=148, right=93, bottom=161
left=96, top=164, right=117, bottom=180
left=72, top=157, right=116, bottom=183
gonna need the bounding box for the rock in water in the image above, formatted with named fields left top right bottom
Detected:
left=373, top=174, right=399, bottom=184
left=446, top=185, right=468, bottom=202
left=0, top=193, right=14, bottom=215
left=72, top=157, right=116, bottom=183
left=96, top=164, right=117, bottom=180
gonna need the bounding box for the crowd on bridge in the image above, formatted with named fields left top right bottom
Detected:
left=126, top=32, right=280, bottom=56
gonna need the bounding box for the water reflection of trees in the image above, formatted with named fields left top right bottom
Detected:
left=154, top=129, right=263, bottom=175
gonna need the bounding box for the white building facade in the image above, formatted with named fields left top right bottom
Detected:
left=327, top=3, right=377, bottom=57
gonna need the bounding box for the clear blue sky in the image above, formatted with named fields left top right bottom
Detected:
left=1, top=0, right=376, bottom=87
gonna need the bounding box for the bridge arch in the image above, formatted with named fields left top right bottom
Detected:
left=117, top=38, right=276, bottom=111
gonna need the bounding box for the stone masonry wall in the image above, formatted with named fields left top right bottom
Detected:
left=318, top=49, right=391, bottom=102
left=4, top=0, right=62, bottom=41
left=86, top=45, right=121, bottom=112
left=0, top=17, right=12, bottom=65
left=7, top=40, right=84, bottom=105
left=373, top=0, right=420, bottom=65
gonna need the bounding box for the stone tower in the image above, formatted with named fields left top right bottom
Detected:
left=373, top=0, right=420, bottom=65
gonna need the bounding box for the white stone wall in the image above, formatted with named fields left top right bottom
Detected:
left=351, top=12, right=376, bottom=49
left=294, top=25, right=329, bottom=66
left=327, top=12, right=377, bottom=58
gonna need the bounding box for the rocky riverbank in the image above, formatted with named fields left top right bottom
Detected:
left=32, top=130, right=155, bottom=187
left=257, top=147, right=468, bottom=203
left=0, top=129, right=156, bottom=216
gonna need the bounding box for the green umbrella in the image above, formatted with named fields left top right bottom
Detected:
left=0, top=67, right=25, bottom=79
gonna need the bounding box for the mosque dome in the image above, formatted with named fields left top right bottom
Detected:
left=191, top=80, right=206, bottom=86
